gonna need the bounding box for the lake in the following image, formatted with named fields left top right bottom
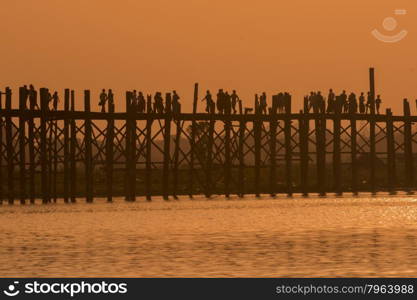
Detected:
left=1, top=194, right=417, bottom=277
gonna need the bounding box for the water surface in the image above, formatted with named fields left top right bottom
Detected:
left=1, top=194, right=417, bottom=277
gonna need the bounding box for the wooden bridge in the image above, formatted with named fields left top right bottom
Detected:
left=1, top=69, right=416, bottom=204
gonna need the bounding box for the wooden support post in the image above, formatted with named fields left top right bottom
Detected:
left=204, top=114, right=215, bottom=198
left=238, top=119, right=245, bottom=197
left=0, top=92, right=3, bottom=204
left=315, top=113, right=326, bottom=196
left=172, top=118, right=181, bottom=199
left=224, top=112, right=231, bottom=198
left=386, top=109, right=396, bottom=194
left=333, top=108, right=342, bottom=195
left=70, top=91, right=77, bottom=203
left=284, top=102, right=293, bottom=196
left=5, top=88, right=14, bottom=204
left=299, top=111, right=309, bottom=196
left=350, top=115, right=358, bottom=195
left=40, top=88, right=49, bottom=203
left=125, top=92, right=134, bottom=201
left=63, top=89, right=70, bottom=203
left=52, top=115, right=58, bottom=202
left=269, top=111, right=277, bottom=196
left=254, top=96, right=261, bottom=197
left=188, top=83, right=198, bottom=198
left=106, top=100, right=114, bottom=202
left=162, top=93, right=172, bottom=200
left=369, top=67, right=376, bottom=194
left=404, top=99, right=414, bottom=192
left=28, top=89, right=36, bottom=203
left=145, top=95, right=152, bottom=201
left=84, top=90, right=93, bottom=203
left=18, top=87, right=26, bottom=204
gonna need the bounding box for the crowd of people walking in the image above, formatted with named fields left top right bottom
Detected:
left=305, top=89, right=383, bottom=115
left=11, top=85, right=384, bottom=115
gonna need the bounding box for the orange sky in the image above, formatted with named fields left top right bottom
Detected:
left=0, top=0, right=416, bottom=113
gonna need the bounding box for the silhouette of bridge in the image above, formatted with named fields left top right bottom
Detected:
left=0, top=68, right=416, bottom=204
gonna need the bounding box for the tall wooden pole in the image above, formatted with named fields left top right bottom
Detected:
left=5, top=88, right=14, bottom=204
left=284, top=98, right=293, bottom=196
left=188, top=83, right=198, bottom=197
left=63, top=89, right=70, bottom=203
left=300, top=111, right=309, bottom=196
left=404, top=99, right=414, bottom=192
left=106, top=99, right=114, bottom=202
left=350, top=114, right=358, bottom=194
left=70, top=90, right=77, bottom=203
left=269, top=110, right=277, bottom=196
left=369, top=67, right=376, bottom=194
left=162, top=93, right=172, bottom=200
left=18, top=87, right=26, bottom=204
left=386, top=108, right=396, bottom=194
left=333, top=107, right=342, bottom=195
left=84, top=90, right=93, bottom=203
left=254, top=95, right=261, bottom=197
left=145, top=95, right=152, bottom=201
left=28, top=89, right=36, bottom=204
left=40, top=88, right=49, bottom=203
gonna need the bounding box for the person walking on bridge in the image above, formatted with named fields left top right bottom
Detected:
left=99, top=89, right=107, bottom=112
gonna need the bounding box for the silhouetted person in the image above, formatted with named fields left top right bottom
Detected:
left=29, top=85, right=38, bottom=110
left=224, top=91, right=232, bottom=114
left=341, top=90, right=348, bottom=113
left=359, top=92, right=365, bottom=114
left=202, top=90, right=214, bottom=113
left=137, top=91, right=146, bottom=113
left=327, top=89, right=335, bottom=113
left=52, top=91, right=59, bottom=111
left=260, top=92, right=267, bottom=114
left=99, top=89, right=107, bottom=112
left=348, top=92, right=357, bottom=114
left=21, top=85, right=29, bottom=109
left=154, top=92, right=164, bottom=113
left=231, top=90, right=240, bottom=114
left=108, top=89, right=114, bottom=111
left=316, top=91, right=325, bottom=113
left=172, top=90, right=181, bottom=114
left=366, top=92, right=373, bottom=114
left=216, top=89, right=225, bottom=114
left=375, top=95, right=382, bottom=114
left=308, top=92, right=317, bottom=113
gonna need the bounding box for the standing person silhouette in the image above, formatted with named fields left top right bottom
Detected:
left=359, top=92, right=365, bottom=114
left=224, top=91, right=232, bottom=114
left=375, top=95, right=382, bottom=114
left=154, top=92, right=164, bottom=113
left=108, top=89, right=114, bottom=111
left=260, top=92, right=267, bottom=114
left=327, top=89, right=335, bottom=113
left=137, top=91, right=145, bottom=113
left=231, top=90, right=240, bottom=114
left=341, top=90, right=348, bottom=113
left=216, top=89, right=225, bottom=114
left=172, top=90, right=181, bottom=114
left=52, top=91, right=59, bottom=111
left=99, top=89, right=107, bottom=112
left=202, top=90, right=214, bottom=113
left=366, top=92, right=373, bottom=114
left=348, top=92, right=357, bottom=114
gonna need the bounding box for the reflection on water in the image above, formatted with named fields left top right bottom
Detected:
left=1, top=194, right=417, bottom=277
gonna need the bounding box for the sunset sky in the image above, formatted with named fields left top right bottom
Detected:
left=0, top=0, right=415, bottom=113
